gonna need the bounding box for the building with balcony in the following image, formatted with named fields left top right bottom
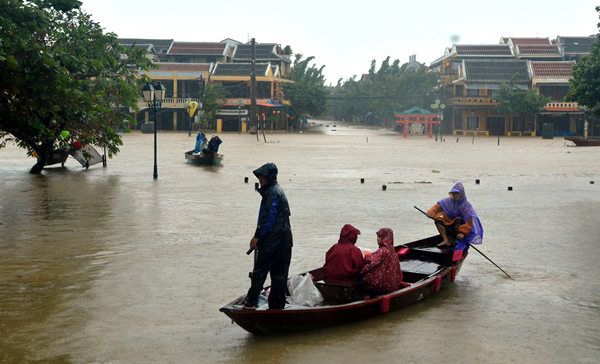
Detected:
left=134, top=62, right=210, bottom=131
left=430, top=35, right=596, bottom=137
left=119, top=38, right=293, bottom=131
left=532, top=61, right=583, bottom=134
left=448, top=59, right=533, bottom=136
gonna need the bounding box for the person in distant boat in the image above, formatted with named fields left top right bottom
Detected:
left=199, top=137, right=209, bottom=155
left=360, top=228, right=403, bottom=295
left=243, top=163, right=293, bottom=310
left=193, top=131, right=206, bottom=154
left=208, top=135, right=222, bottom=154
left=322, top=224, right=364, bottom=283
left=426, top=182, right=484, bottom=250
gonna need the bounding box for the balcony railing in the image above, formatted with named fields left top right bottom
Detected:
left=136, top=98, right=202, bottom=109
left=543, top=101, right=580, bottom=110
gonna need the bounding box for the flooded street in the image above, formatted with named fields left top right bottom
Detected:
left=1, top=123, right=599, bottom=364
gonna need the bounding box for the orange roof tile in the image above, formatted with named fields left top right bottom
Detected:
left=531, top=61, right=573, bottom=78
left=518, top=44, right=561, bottom=56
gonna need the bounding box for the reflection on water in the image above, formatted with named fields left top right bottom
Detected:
left=1, top=124, right=600, bottom=363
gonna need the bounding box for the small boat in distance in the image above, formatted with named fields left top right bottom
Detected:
left=564, top=136, right=600, bottom=147
left=220, top=235, right=467, bottom=335
left=184, top=150, right=223, bottom=166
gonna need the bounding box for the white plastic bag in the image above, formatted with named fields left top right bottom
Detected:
left=287, top=273, right=324, bottom=307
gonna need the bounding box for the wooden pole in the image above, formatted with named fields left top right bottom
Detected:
left=250, top=38, right=258, bottom=141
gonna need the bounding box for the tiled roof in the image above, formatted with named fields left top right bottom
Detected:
left=232, top=44, right=290, bottom=63
left=558, top=36, right=597, bottom=55
left=118, top=38, right=173, bottom=51
left=530, top=61, right=573, bottom=78
left=211, top=63, right=270, bottom=76
left=508, top=37, right=552, bottom=45
left=464, top=60, right=530, bottom=83
left=455, top=44, right=514, bottom=57
left=120, top=43, right=155, bottom=53
left=517, top=44, right=561, bottom=57
left=168, top=42, right=227, bottom=55
left=156, top=63, right=210, bottom=72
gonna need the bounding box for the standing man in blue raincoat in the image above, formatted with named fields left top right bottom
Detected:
left=243, top=163, right=293, bottom=310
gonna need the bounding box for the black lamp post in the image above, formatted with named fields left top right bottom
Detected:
left=431, top=99, right=445, bottom=141
left=142, top=81, right=166, bottom=179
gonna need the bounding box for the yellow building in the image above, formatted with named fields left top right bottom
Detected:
left=122, top=39, right=293, bottom=132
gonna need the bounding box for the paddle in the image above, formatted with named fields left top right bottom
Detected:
left=414, top=205, right=512, bottom=279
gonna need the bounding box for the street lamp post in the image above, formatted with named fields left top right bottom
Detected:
left=431, top=99, right=445, bottom=141
left=142, top=81, right=166, bottom=179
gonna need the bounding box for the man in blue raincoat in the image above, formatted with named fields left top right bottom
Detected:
left=243, top=163, right=293, bottom=310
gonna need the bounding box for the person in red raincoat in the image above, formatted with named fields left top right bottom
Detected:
left=360, top=228, right=403, bottom=295
left=322, top=224, right=364, bottom=283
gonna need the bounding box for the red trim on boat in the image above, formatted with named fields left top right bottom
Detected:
left=434, top=275, right=442, bottom=292
left=381, top=295, right=391, bottom=313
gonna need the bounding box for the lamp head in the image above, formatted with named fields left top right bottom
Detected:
left=154, top=81, right=166, bottom=102
left=142, top=82, right=155, bottom=103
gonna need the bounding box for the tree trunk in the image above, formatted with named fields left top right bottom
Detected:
left=29, top=141, right=52, bottom=174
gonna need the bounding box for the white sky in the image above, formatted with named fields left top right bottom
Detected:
left=81, top=0, right=599, bottom=85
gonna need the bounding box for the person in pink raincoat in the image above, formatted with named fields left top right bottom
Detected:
left=360, top=228, right=403, bottom=295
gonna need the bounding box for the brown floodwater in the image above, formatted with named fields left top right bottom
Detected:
left=1, top=123, right=599, bottom=363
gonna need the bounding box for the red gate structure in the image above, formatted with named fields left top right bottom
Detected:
left=394, top=106, right=441, bottom=138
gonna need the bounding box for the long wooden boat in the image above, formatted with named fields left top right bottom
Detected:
left=184, top=150, right=223, bottom=166
left=564, top=136, right=600, bottom=147
left=220, top=235, right=467, bottom=335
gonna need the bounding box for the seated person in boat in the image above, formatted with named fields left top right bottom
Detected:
left=360, top=228, right=403, bottom=295
left=322, top=224, right=364, bottom=283
left=198, top=137, right=209, bottom=155
left=208, top=135, right=222, bottom=154
left=193, top=131, right=206, bottom=154
left=426, top=182, right=484, bottom=250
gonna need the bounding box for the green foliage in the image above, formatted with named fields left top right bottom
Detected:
left=197, top=82, right=229, bottom=129
left=0, top=0, right=153, bottom=173
left=327, top=57, right=438, bottom=124
left=282, top=54, right=328, bottom=125
left=495, top=74, right=550, bottom=117
left=565, top=6, right=600, bottom=113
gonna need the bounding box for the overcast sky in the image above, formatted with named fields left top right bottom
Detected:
left=81, top=0, right=599, bottom=85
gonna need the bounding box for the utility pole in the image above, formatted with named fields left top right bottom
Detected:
left=250, top=38, right=258, bottom=141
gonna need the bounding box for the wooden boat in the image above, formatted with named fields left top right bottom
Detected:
left=564, top=136, right=600, bottom=147
left=44, top=145, right=104, bottom=168
left=45, top=147, right=72, bottom=167
left=184, top=150, right=223, bottom=166
left=220, top=235, right=468, bottom=335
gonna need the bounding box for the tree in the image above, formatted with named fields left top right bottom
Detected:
left=282, top=54, right=328, bottom=126
left=495, top=74, right=550, bottom=118
left=0, top=0, right=153, bottom=173
left=565, top=6, right=600, bottom=113
left=197, top=82, right=229, bottom=130
left=326, top=58, right=437, bottom=126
